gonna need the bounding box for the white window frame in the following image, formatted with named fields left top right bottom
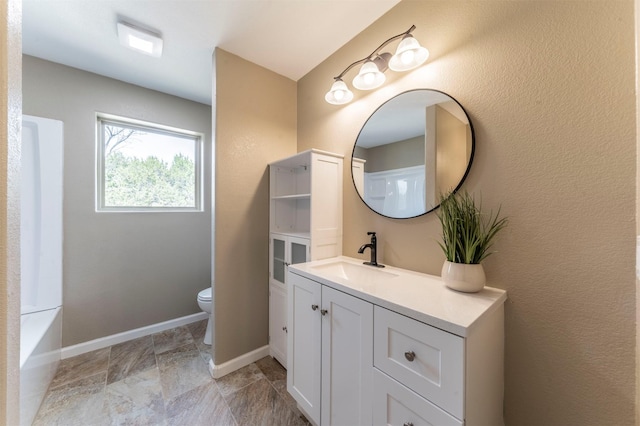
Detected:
left=96, top=113, right=203, bottom=212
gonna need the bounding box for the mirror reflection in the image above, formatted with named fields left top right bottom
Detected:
left=352, top=89, right=474, bottom=219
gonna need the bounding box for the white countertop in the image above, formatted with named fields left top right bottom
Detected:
left=288, top=256, right=507, bottom=337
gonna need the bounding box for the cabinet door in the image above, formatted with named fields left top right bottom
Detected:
left=321, top=286, right=373, bottom=426
left=287, top=273, right=322, bottom=425
left=271, top=234, right=310, bottom=287
left=269, top=283, right=288, bottom=366
left=270, top=234, right=287, bottom=286
left=289, top=236, right=310, bottom=266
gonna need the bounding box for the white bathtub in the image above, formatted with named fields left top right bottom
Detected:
left=20, top=115, right=64, bottom=425
left=20, top=308, right=62, bottom=425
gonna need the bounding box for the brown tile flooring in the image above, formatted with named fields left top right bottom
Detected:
left=33, top=320, right=309, bottom=425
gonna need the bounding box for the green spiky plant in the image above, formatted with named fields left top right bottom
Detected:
left=436, top=191, right=508, bottom=264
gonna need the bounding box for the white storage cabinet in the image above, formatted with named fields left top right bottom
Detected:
left=269, top=234, right=309, bottom=365
left=268, top=149, right=343, bottom=367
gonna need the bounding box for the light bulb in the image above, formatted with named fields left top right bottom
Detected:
left=401, top=49, right=415, bottom=65
left=389, top=34, right=429, bottom=72
left=352, top=60, right=385, bottom=90
left=325, top=79, right=353, bottom=105
left=363, top=72, right=375, bottom=85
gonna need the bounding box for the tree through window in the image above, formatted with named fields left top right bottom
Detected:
left=97, top=115, right=202, bottom=211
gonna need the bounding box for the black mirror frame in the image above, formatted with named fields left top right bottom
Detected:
left=351, top=89, right=475, bottom=219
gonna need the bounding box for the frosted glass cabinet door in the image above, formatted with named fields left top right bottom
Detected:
left=289, top=237, right=310, bottom=266
left=272, top=236, right=286, bottom=285
left=270, top=234, right=310, bottom=287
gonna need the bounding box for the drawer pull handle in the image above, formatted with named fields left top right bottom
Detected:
left=404, top=351, right=416, bottom=362
left=403, top=423, right=414, bottom=426
left=311, top=304, right=319, bottom=311
left=321, top=309, right=328, bottom=316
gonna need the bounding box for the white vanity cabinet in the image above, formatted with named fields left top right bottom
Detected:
left=287, top=256, right=507, bottom=426
left=372, top=306, right=465, bottom=426
left=269, top=150, right=343, bottom=368
left=287, top=272, right=373, bottom=426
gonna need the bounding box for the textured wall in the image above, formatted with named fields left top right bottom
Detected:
left=298, top=1, right=635, bottom=424
left=214, top=49, right=297, bottom=364
left=636, top=0, right=640, bottom=422
left=22, top=56, right=212, bottom=346
left=0, top=0, right=21, bottom=422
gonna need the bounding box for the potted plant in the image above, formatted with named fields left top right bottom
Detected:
left=436, top=191, right=508, bottom=292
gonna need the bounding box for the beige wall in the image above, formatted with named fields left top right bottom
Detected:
left=22, top=56, right=212, bottom=346
left=298, top=1, right=636, bottom=425
left=636, top=0, right=640, bottom=422
left=213, top=49, right=297, bottom=364
left=435, top=105, right=470, bottom=195
left=0, top=0, right=21, bottom=423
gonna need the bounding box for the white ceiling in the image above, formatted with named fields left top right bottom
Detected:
left=22, top=0, right=401, bottom=105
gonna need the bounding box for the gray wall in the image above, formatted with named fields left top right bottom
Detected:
left=23, top=55, right=212, bottom=346
left=356, top=136, right=425, bottom=173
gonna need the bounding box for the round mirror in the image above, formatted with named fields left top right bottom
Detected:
left=351, top=89, right=474, bottom=219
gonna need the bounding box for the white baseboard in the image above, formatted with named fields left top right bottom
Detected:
left=61, top=312, right=209, bottom=359
left=208, top=345, right=270, bottom=379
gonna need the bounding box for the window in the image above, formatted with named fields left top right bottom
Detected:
left=97, top=114, right=202, bottom=211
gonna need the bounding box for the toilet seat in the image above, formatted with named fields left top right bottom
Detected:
left=198, top=287, right=211, bottom=302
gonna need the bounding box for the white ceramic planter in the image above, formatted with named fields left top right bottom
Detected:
left=441, top=261, right=486, bottom=293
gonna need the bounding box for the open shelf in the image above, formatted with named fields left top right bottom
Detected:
left=271, top=194, right=311, bottom=200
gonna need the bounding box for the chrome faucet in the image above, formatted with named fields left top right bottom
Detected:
left=358, top=232, right=384, bottom=268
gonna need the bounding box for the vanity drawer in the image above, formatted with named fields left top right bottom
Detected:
left=373, top=306, right=464, bottom=419
left=373, top=368, right=462, bottom=426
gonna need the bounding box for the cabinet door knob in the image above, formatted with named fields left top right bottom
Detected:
left=321, top=309, right=328, bottom=316
left=311, top=304, right=319, bottom=311
left=404, top=351, right=416, bottom=362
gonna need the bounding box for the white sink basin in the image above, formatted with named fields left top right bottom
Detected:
left=310, top=260, right=399, bottom=283
left=289, top=256, right=508, bottom=338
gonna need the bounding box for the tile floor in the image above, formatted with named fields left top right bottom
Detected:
left=33, top=320, right=309, bottom=425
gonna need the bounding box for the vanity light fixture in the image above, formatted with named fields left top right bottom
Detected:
left=325, top=78, right=354, bottom=104
left=117, top=22, right=164, bottom=58
left=325, top=25, right=429, bottom=105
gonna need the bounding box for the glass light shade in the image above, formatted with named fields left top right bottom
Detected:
left=352, top=60, right=386, bottom=90
left=325, top=79, right=354, bottom=105
left=388, top=35, right=429, bottom=72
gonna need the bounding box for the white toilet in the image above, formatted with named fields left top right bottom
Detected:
left=197, top=287, right=212, bottom=345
